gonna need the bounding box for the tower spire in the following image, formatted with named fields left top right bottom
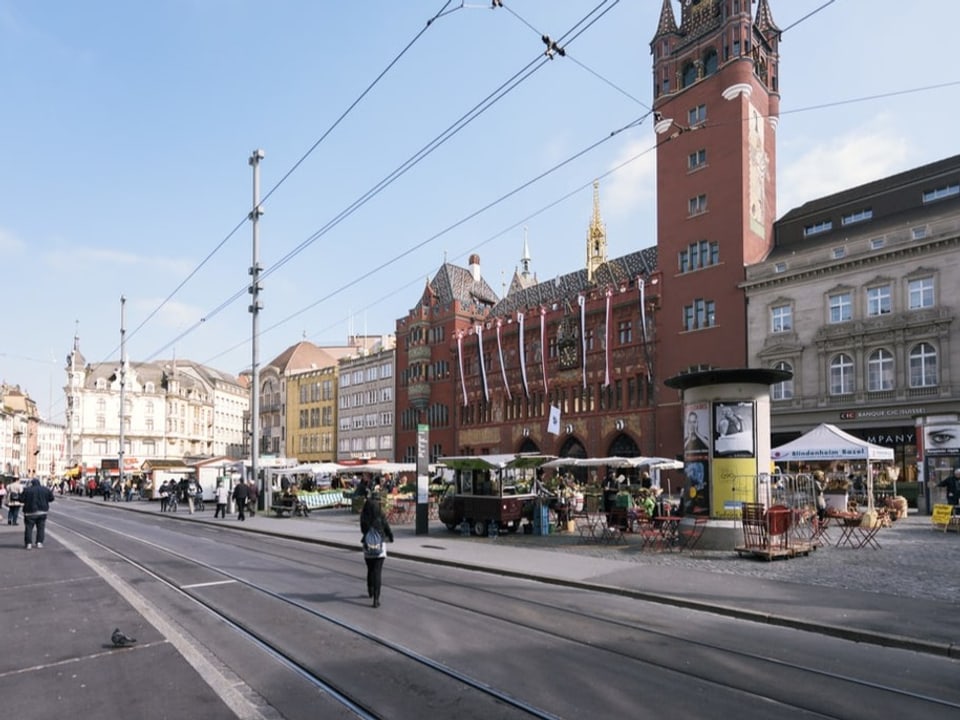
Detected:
left=520, top=225, right=531, bottom=277
left=653, top=0, right=678, bottom=39
left=755, top=0, right=780, bottom=37
left=586, top=179, right=607, bottom=283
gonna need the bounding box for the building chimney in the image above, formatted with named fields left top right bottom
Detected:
left=469, top=253, right=481, bottom=283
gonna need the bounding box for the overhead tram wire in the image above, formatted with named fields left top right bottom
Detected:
left=294, top=139, right=663, bottom=352
left=779, top=0, right=837, bottom=35
left=155, top=0, right=843, bottom=365
left=103, top=0, right=456, bottom=363
left=202, top=109, right=652, bottom=366
left=258, top=0, right=620, bottom=285
left=146, top=1, right=619, bottom=362
left=500, top=0, right=645, bottom=108
left=199, top=57, right=960, bottom=367
left=204, top=52, right=960, bottom=366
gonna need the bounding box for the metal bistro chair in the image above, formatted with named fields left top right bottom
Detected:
left=676, top=515, right=709, bottom=553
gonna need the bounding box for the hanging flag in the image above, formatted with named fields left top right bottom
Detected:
left=476, top=323, right=489, bottom=402
left=540, top=306, right=549, bottom=395
left=456, top=330, right=468, bottom=406
left=638, top=276, right=652, bottom=382
left=496, top=318, right=511, bottom=401
left=604, top=287, right=612, bottom=387
left=518, top=311, right=529, bottom=398
left=547, top=404, right=561, bottom=435
left=578, top=294, right=587, bottom=389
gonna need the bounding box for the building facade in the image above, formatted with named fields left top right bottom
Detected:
left=452, top=186, right=661, bottom=466
left=650, top=0, right=780, bottom=454
left=286, top=365, right=338, bottom=463
left=1, top=384, right=40, bottom=478
left=337, top=340, right=397, bottom=463
left=395, top=255, right=498, bottom=465
left=63, top=335, right=248, bottom=475
left=744, top=154, right=960, bottom=481
left=0, top=404, right=28, bottom=479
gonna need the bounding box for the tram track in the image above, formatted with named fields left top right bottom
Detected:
left=52, top=513, right=563, bottom=720
left=50, top=504, right=960, bottom=720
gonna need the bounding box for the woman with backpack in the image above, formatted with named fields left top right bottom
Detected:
left=5, top=480, right=24, bottom=525
left=359, top=493, right=394, bottom=608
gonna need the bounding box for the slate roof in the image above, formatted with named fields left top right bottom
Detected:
left=492, top=246, right=658, bottom=317
left=778, top=153, right=960, bottom=226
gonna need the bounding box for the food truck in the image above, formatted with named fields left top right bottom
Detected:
left=437, top=453, right=554, bottom=536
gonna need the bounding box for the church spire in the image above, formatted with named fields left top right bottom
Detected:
left=520, top=226, right=532, bottom=278
left=586, top=180, right=607, bottom=283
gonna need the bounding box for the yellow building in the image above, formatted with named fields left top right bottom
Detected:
left=286, top=365, right=337, bottom=463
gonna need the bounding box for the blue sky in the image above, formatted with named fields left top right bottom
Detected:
left=2, top=0, right=959, bottom=423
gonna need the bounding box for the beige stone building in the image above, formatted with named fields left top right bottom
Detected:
left=744, top=154, right=960, bottom=482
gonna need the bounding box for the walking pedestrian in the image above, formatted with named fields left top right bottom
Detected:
left=159, top=480, right=170, bottom=512
left=5, top=479, right=24, bottom=525
left=360, top=493, right=394, bottom=608
left=22, top=478, right=54, bottom=549
left=214, top=481, right=229, bottom=519
left=247, top=481, right=259, bottom=517
left=186, top=477, right=198, bottom=514
left=232, top=480, right=249, bottom=521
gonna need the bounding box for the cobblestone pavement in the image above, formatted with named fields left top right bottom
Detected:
left=485, top=513, right=960, bottom=603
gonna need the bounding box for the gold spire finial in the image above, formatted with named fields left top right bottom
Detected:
left=586, top=179, right=607, bottom=282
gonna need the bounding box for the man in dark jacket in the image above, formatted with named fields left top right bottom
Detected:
left=232, top=481, right=249, bottom=521
left=937, top=468, right=960, bottom=507
left=22, top=478, right=54, bottom=549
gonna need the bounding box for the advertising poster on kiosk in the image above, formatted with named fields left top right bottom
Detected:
left=683, top=402, right=711, bottom=514
left=713, top=401, right=756, bottom=458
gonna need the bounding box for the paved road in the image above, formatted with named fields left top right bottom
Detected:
left=58, top=494, right=960, bottom=653
left=2, top=495, right=958, bottom=719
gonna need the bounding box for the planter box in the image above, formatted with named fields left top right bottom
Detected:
left=824, top=492, right=848, bottom=512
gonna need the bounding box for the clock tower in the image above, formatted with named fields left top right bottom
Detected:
left=650, top=0, right=780, bottom=453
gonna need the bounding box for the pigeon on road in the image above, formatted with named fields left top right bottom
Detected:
left=111, top=628, right=137, bottom=647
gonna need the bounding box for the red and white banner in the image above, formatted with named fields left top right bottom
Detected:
left=638, top=276, right=651, bottom=382
left=578, top=294, right=587, bottom=389
left=540, top=306, right=549, bottom=395
left=496, top=318, right=511, bottom=401
left=476, top=323, right=489, bottom=402
left=456, top=330, right=468, bottom=406
left=518, top=311, right=529, bottom=398
left=604, top=288, right=612, bottom=387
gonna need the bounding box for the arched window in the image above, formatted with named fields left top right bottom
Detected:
left=772, top=361, right=793, bottom=400
left=518, top=438, right=540, bottom=454
left=829, top=354, right=854, bottom=395
left=558, top=436, right=587, bottom=459
left=607, top=433, right=640, bottom=458
left=867, top=349, right=894, bottom=391
left=681, top=62, right=698, bottom=88
left=909, top=343, right=938, bottom=387
left=703, top=49, right=718, bottom=76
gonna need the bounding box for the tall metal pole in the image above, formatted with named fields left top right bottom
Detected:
left=119, top=295, right=126, bottom=492
left=248, top=150, right=264, bottom=507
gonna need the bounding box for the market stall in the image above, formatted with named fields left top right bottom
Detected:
left=771, top=423, right=894, bottom=511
